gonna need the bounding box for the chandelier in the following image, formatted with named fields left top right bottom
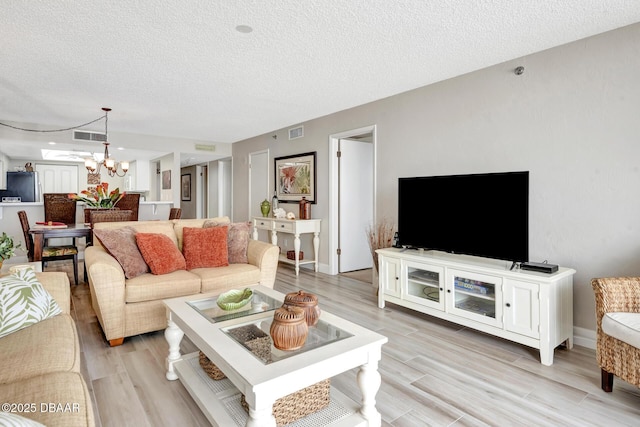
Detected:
left=84, top=108, right=129, bottom=177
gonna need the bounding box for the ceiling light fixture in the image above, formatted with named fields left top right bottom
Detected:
left=84, top=108, right=129, bottom=177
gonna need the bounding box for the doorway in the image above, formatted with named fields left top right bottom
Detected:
left=248, top=150, right=269, bottom=220
left=329, top=125, right=376, bottom=275
left=196, top=164, right=208, bottom=218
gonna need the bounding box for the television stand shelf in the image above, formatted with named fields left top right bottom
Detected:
left=376, top=248, right=576, bottom=365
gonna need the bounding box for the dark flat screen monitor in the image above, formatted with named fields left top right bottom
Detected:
left=398, top=171, right=529, bottom=263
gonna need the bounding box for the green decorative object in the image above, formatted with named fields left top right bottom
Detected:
left=260, top=199, right=271, bottom=217
left=217, top=288, right=254, bottom=311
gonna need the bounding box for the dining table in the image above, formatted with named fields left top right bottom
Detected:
left=29, top=224, right=92, bottom=262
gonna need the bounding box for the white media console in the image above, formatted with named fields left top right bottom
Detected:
left=376, top=248, right=576, bottom=365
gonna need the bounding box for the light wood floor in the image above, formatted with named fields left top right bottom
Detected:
left=54, top=261, right=640, bottom=426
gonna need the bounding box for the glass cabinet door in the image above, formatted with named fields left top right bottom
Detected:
left=447, top=269, right=502, bottom=327
left=403, top=261, right=445, bottom=310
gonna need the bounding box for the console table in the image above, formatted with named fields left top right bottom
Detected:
left=252, top=217, right=321, bottom=275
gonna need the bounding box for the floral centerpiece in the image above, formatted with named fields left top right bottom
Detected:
left=0, top=232, right=21, bottom=267
left=69, top=182, right=126, bottom=223
left=68, top=182, right=125, bottom=208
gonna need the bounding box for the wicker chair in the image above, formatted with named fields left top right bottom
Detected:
left=89, top=210, right=134, bottom=228
left=18, top=210, right=79, bottom=285
left=591, top=277, right=640, bottom=391
left=44, top=193, right=77, bottom=224
left=114, top=193, right=140, bottom=221
left=44, top=193, right=77, bottom=245
left=169, top=208, right=182, bottom=219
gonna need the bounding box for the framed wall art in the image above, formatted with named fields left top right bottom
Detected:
left=87, top=173, right=101, bottom=185
left=274, top=152, right=316, bottom=203
left=162, top=170, right=171, bottom=189
left=181, top=173, right=191, bottom=201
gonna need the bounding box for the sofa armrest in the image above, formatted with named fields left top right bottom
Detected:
left=85, top=246, right=127, bottom=341
left=247, top=239, right=280, bottom=288
left=36, top=272, right=71, bottom=314
left=592, top=277, right=640, bottom=328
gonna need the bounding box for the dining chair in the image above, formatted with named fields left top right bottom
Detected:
left=18, top=210, right=79, bottom=285
left=44, top=193, right=77, bottom=245
left=169, top=208, right=182, bottom=220
left=115, top=193, right=140, bottom=221
left=89, top=209, right=134, bottom=228
left=44, top=193, right=77, bottom=224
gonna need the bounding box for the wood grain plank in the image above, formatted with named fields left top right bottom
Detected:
left=54, top=262, right=640, bottom=426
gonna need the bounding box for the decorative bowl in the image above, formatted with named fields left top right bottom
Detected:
left=217, top=288, right=253, bottom=311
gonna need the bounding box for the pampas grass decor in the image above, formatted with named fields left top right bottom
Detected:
left=366, top=219, right=396, bottom=272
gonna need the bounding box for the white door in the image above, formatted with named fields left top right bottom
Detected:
left=249, top=150, right=269, bottom=220
left=35, top=164, right=78, bottom=193
left=339, top=138, right=374, bottom=272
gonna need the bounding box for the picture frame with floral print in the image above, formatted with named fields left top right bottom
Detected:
left=274, top=152, right=316, bottom=203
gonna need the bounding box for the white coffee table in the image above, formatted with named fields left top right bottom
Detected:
left=163, top=285, right=388, bottom=427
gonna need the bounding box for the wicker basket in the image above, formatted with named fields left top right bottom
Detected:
left=198, top=351, right=226, bottom=380
left=286, top=250, right=303, bottom=260
left=241, top=379, right=331, bottom=426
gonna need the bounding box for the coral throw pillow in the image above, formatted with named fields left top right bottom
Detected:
left=93, top=227, right=149, bottom=278
left=136, top=233, right=186, bottom=275
left=182, top=226, right=229, bottom=270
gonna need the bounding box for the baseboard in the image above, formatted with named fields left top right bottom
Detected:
left=574, top=326, right=596, bottom=349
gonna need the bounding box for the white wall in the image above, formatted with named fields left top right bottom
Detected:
left=232, top=23, right=640, bottom=333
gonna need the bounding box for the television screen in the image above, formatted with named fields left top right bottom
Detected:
left=398, top=171, right=529, bottom=263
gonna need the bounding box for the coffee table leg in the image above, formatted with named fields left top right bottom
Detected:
left=357, top=359, right=382, bottom=427
left=246, top=406, right=276, bottom=427
left=244, top=393, right=276, bottom=427
left=165, top=315, right=184, bottom=381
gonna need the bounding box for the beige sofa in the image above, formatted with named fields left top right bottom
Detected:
left=0, top=272, right=95, bottom=427
left=85, top=217, right=279, bottom=346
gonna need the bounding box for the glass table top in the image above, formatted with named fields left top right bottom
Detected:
left=221, top=317, right=353, bottom=365
left=187, top=289, right=282, bottom=323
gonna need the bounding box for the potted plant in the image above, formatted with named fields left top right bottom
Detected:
left=0, top=232, right=21, bottom=269
left=68, top=182, right=126, bottom=223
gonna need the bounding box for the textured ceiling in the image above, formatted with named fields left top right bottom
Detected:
left=1, top=1, right=640, bottom=163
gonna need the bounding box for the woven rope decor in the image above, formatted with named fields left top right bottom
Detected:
left=198, top=351, right=226, bottom=380
left=240, top=379, right=331, bottom=426
left=286, top=250, right=303, bottom=260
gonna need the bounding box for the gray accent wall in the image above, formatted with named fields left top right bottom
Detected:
left=232, top=22, right=640, bottom=335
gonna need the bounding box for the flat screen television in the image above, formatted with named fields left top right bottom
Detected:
left=398, top=171, right=529, bottom=264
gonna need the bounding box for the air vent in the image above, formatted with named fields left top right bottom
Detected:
left=288, top=125, right=304, bottom=140
left=73, top=130, right=106, bottom=142
left=195, top=143, right=216, bottom=152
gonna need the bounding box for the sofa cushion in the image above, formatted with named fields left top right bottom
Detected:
left=0, top=313, right=80, bottom=384
left=204, top=220, right=251, bottom=264
left=0, top=268, right=62, bottom=339
left=183, top=226, right=229, bottom=270
left=195, top=264, right=262, bottom=294
left=602, top=312, right=640, bottom=349
left=93, top=226, right=149, bottom=279
left=136, top=233, right=186, bottom=275
left=125, top=270, right=202, bottom=303
left=227, top=222, right=251, bottom=264
left=35, top=272, right=71, bottom=314
left=0, top=371, right=94, bottom=427
left=174, top=217, right=230, bottom=251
